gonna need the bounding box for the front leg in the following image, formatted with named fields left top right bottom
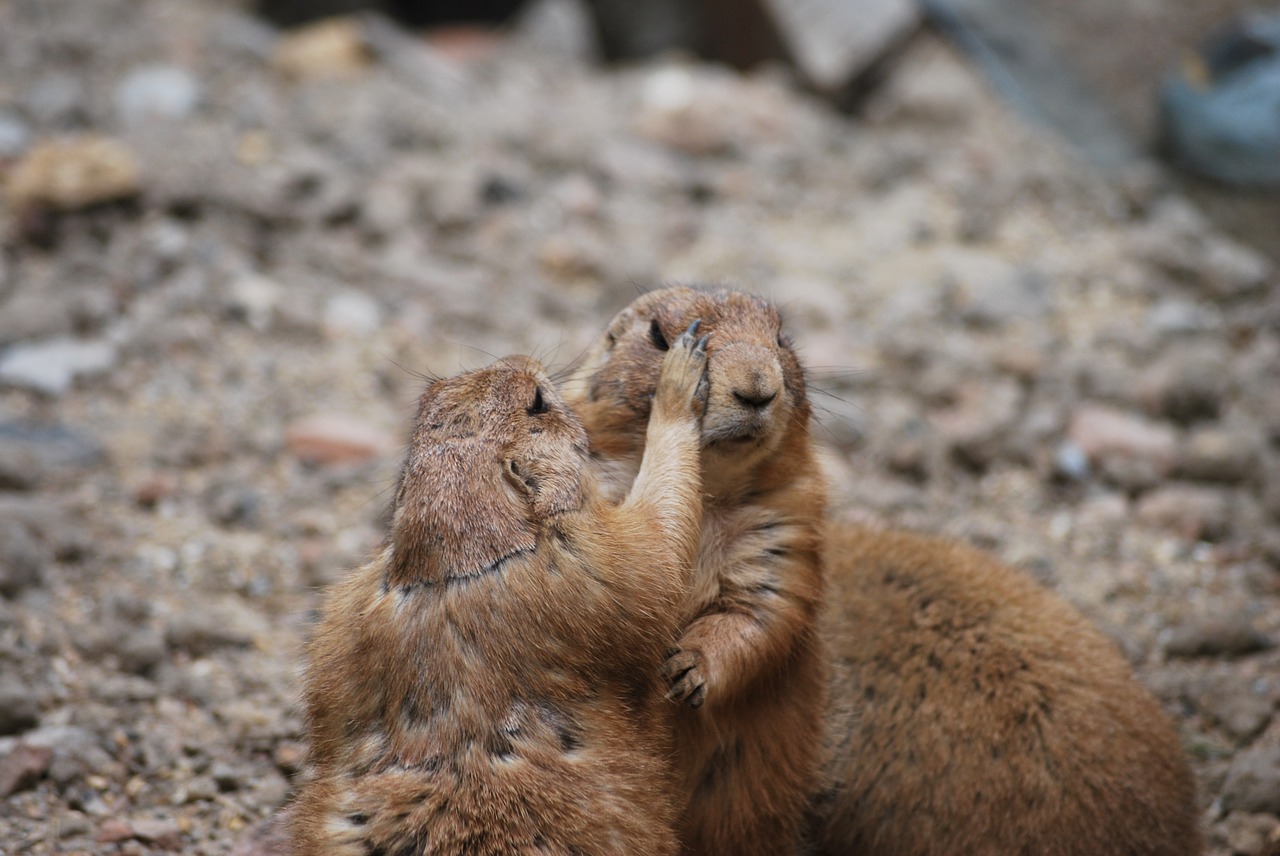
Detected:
left=664, top=545, right=821, bottom=709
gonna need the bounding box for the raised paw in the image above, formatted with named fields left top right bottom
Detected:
left=661, top=647, right=707, bottom=709
left=653, top=320, right=710, bottom=420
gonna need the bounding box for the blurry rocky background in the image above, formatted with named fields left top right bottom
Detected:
left=1, top=0, right=1279, bottom=853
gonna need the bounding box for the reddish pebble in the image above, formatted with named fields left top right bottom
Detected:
left=285, top=414, right=396, bottom=466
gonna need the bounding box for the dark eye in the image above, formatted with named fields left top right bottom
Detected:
left=649, top=320, right=669, bottom=351
left=528, top=386, right=548, bottom=415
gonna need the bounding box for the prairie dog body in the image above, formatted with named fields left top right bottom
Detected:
left=289, top=333, right=709, bottom=856
left=811, top=525, right=1202, bottom=856
left=577, top=285, right=1200, bottom=856
left=571, top=288, right=830, bottom=855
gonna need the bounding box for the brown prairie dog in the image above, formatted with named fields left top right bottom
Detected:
left=577, top=285, right=1201, bottom=856
left=288, top=328, right=709, bottom=856
left=811, top=524, right=1201, bottom=856
left=570, top=287, right=830, bottom=856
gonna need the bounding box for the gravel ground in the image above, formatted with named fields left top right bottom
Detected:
left=1, top=1, right=1279, bottom=854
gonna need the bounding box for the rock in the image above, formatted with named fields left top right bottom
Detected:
left=0, top=110, right=31, bottom=158
left=126, top=817, right=183, bottom=849
left=0, top=337, right=118, bottom=396
left=6, top=136, right=141, bottom=212
left=1067, top=404, right=1178, bottom=490
left=1199, top=236, right=1272, bottom=297
left=0, top=520, right=44, bottom=596
left=165, top=603, right=264, bottom=655
left=0, top=421, right=106, bottom=487
left=272, top=17, right=371, bottom=81
left=1221, top=812, right=1280, bottom=856
left=1165, top=619, right=1275, bottom=658
left=204, top=482, right=263, bottom=528
left=1177, top=426, right=1264, bottom=485
left=1222, top=746, right=1280, bottom=814
left=0, top=742, right=52, bottom=797
left=1136, top=484, right=1233, bottom=541
left=1145, top=298, right=1218, bottom=337
left=323, top=290, right=382, bottom=335
left=172, top=774, right=218, bottom=804
left=115, top=65, right=200, bottom=124
left=0, top=676, right=41, bottom=735
left=1053, top=440, right=1090, bottom=480
left=24, top=726, right=118, bottom=786
left=944, top=253, right=1051, bottom=327
left=225, top=273, right=284, bottom=333
left=1187, top=673, right=1277, bottom=741
left=110, top=627, right=168, bottom=676
left=764, top=0, right=921, bottom=95
left=931, top=378, right=1022, bottom=471
left=22, top=73, right=85, bottom=126
left=1138, top=344, right=1229, bottom=424
left=285, top=413, right=397, bottom=466
left=0, top=289, right=78, bottom=346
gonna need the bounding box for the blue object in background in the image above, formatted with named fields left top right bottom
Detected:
left=1161, top=11, right=1280, bottom=187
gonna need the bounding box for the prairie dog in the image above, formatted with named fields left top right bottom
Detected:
left=811, top=525, right=1201, bottom=856
left=289, top=329, right=709, bottom=856
left=570, top=287, right=830, bottom=855
left=576, top=285, right=1200, bottom=856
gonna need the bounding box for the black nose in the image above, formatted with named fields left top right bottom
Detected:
left=733, top=390, right=777, bottom=409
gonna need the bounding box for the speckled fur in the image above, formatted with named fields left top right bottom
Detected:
left=289, top=340, right=709, bottom=856
left=571, top=287, right=830, bottom=856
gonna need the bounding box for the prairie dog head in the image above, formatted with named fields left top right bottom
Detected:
left=387, top=355, right=589, bottom=588
left=574, top=286, right=809, bottom=493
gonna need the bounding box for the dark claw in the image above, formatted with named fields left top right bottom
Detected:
left=688, top=687, right=705, bottom=708
left=685, top=319, right=701, bottom=337
left=694, top=334, right=709, bottom=354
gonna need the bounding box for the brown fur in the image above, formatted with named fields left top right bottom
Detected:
left=570, top=287, right=830, bottom=856
left=578, top=285, right=1201, bottom=856
left=811, top=524, right=1202, bottom=856
left=288, top=339, right=710, bottom=856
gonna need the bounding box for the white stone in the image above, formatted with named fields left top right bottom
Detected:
left=0, top=337, right=117, bottom=396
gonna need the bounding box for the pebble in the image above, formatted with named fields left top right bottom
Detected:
left=1145, top=298, right=1218, bottom=337
left=172, top=774, right=218, bottom=804
left=1177, top=426, right=1263, bottom=485
left=1222, top=746, right=1280, bottom=815
left=0, top=742, right=53, bottom=797
left=945, top=254, right=1052, bottom=327
left=0, top=337, right=118, bottom=396
left=0, top=421, right=105, bottom=487
left=226, top=273, right=284, bottom=333
left=0, top=520, right=45, bottom=596
left=0, top=289, right=78, bottom=346
left=285, top=413, right=397, bottom=467
left=1187, top=673, right=1277, bottom=741
left=323, top=290, right=382, bottom=336
left=164, top=604, right=262, bottom=656
left=1138, top=345, right=1228, bottom=424
left=0, top=676, right=41, bottom=735
left=1164, top=619, right=1275, bottom=659
left=204, top=482, right=263, bottom=529
left=272, top=17, right=371, bottom=81
left=22, top=73, right=85, bottom=126
left=5, top=136, right=141, bottom=212
left=1053, top=440, right=1090, bottom=480
left=115, top=65, right=200, bottom=124
left=1135, top=484, right=1233, bottom=541
left=1067, top=404, right=1178, bottom=490
left=0, top=110, right=31, bottom=158
left=25, top=726, right=118, bottom=786
left=110, top=627, right=168, bottom=676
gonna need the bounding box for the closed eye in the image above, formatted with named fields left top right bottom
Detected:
left=649, top=319, right=669, bottom=351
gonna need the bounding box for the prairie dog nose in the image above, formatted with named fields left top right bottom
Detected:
left=716, top=343, right=782, bottom=410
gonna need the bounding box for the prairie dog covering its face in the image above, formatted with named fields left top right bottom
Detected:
left=571, top=287, right=830, bottom=856
left=291, top=336, right=710, bottom=856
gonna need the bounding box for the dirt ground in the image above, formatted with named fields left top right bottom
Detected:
left=1, top=1, right=1279, bottom=853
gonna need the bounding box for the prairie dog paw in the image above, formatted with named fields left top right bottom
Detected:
left=654, top=320, right=709, bottom=419
left=661, top=647, right=707, bottom=709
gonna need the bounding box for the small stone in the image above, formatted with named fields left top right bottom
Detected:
left=0, top=337, right=118, bottom=396
left=23, top=74, right=85, bottom=125
left=1136, top=484, right=1232, bottom=541
left=1146, top=299, right=1217, bottom=336
left=285, top=413, right=397, bottom=467
left=1177, top=426, right=1264, bottom=485
left=210, top=762, right=245, bottom=792
left=165, top=604, right=263, bottom=655
left=129, top=817, right=183, bottom=849
left=1053, top=440, right=1090, bottom=480
left=115, top=65, right=200, bottom=124
left=97, top=818, right=134, bottom=844
left=6, top=136, right=141, bottom=212
left=1200, top=237, right=1272, bottom=297
left=323, top=290, right=382, bottom=336
left=134, top=473, right=180, bottom=507
left=0, top=110, right=31, bottom=158
left=0, top=676, right=41, bottom=735
left=56, top=811, right=93, bottom=839
left=272, top=741, right=306, bottom=775
left=1222, top=746, right=1280, bottom=814
left=946, top=255, right=1051, bottom=327
left=0, top=520, right=44, bottom=596
left=25, top=726, right=118, bottom=786
left=204, top=482, right=263, bottom=528
left=272, top=17, right=371, bottom=81
left=0, top=742, right=53, bottom=797
left=226, top=273, right=283, bottom=333
left=174, top=775, right=218, bottom=804
left=1188, top=673, right=1277, bottom=741
left=111, top=627, right=168, bottom=676
left=1067, top=404, right=1178, bottom=490
left=1165, top=619, right=1274, bottom=658
left=1138, top=345, right=1228, bottom=424
left=1222, top=812, right=1280, bottom=855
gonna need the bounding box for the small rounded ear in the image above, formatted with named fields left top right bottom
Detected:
left=503, top=458, right=536, bottom=497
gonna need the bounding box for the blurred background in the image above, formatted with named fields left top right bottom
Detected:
left=0, top=1, right=1278, bottom=853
